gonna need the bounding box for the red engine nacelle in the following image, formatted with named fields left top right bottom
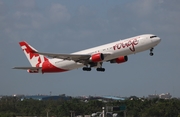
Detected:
left=27, top=69, right=39, bottom=73
left=110, top=56, right=128, bottom=64
left=90, top=53, right=104, bottom=62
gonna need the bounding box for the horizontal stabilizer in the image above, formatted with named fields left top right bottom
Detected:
left=12, top=67, right=41, bottom=70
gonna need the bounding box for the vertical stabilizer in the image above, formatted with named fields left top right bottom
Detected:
left=19, top=41, right=48, bottom=67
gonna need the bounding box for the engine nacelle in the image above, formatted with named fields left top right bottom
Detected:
left=110, top=56, right=128, bottom=64
left=27, top=69, right=39, bottom=73
left=90, top=53, right=104, bottom=62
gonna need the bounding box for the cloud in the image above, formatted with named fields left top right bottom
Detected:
left=106, top=0, right=180, bottom=36
left=0, top=0, right=6, bottom=16
left=1, top=0, right=180, bottom=47
left=133, top=0, right=155, bottom=16
left=49, top=3, right=71, bottom=23
left=15, top=0, right=36, bottom=9
left=0, top=1, right=73, bottom=44
left=6, top=2, right=70, bottom=28
left=0, top=0, right=2, bottom=5
left=13, top=11, right=45, bottom=29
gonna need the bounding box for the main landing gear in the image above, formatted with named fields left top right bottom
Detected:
left=96, top=68, right=105, bottom=72
left=82, top=67, right=91, bottom=71
left=149, top=48, right=154, bottom=56
left=82, top=62, right=105, bottom=72
left=82, top=67, right=105, bottom=72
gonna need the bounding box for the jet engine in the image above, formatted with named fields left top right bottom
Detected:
left=90, top=53, right=104, bottom=62
left=110, top=56, right=128, bottom=64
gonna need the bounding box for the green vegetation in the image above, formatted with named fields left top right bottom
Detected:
left=0, top=96, right=180, bottom=117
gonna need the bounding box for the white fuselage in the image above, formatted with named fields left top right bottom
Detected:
left=48, top=34, right=161, bottom=71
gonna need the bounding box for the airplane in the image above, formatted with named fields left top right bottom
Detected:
left=13, top=34, right=161, bottom=73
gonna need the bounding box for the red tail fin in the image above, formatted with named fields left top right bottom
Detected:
left=19, top=41, right=48, bottom=67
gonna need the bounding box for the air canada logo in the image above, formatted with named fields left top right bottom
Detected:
left=21, top=44, right=48, bottom=67
left=113, top=38, right=139, bottom=52
left=23, top=47, right=39, bottom=59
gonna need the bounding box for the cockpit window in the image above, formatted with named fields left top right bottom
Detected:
left=150, top=36, right=157, bottom=38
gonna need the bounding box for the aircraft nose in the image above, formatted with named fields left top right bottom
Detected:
left=153, top=37, right=161, bottom=44
left=156, top=37, right=161, bottom=43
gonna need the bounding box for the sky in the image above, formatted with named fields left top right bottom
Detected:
left=0, top=0, right=180, bottom=97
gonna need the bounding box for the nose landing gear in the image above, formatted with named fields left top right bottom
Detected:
left=150, top=48, right=154, bottom=56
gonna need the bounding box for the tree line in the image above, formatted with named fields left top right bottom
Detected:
left=0, top=96, right=180, bottom=117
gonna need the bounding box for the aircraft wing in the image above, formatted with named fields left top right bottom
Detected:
left=37, top=52, right=111, bottom=62
left=13, top=67, right=41, bottom=70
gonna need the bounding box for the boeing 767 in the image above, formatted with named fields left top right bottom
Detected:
left=13, top=34, right=161, bottom=73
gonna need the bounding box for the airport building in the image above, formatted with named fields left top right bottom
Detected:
left=20, top=94, right=71, bottom=101
left=148, top=93, right=172, bottom=99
